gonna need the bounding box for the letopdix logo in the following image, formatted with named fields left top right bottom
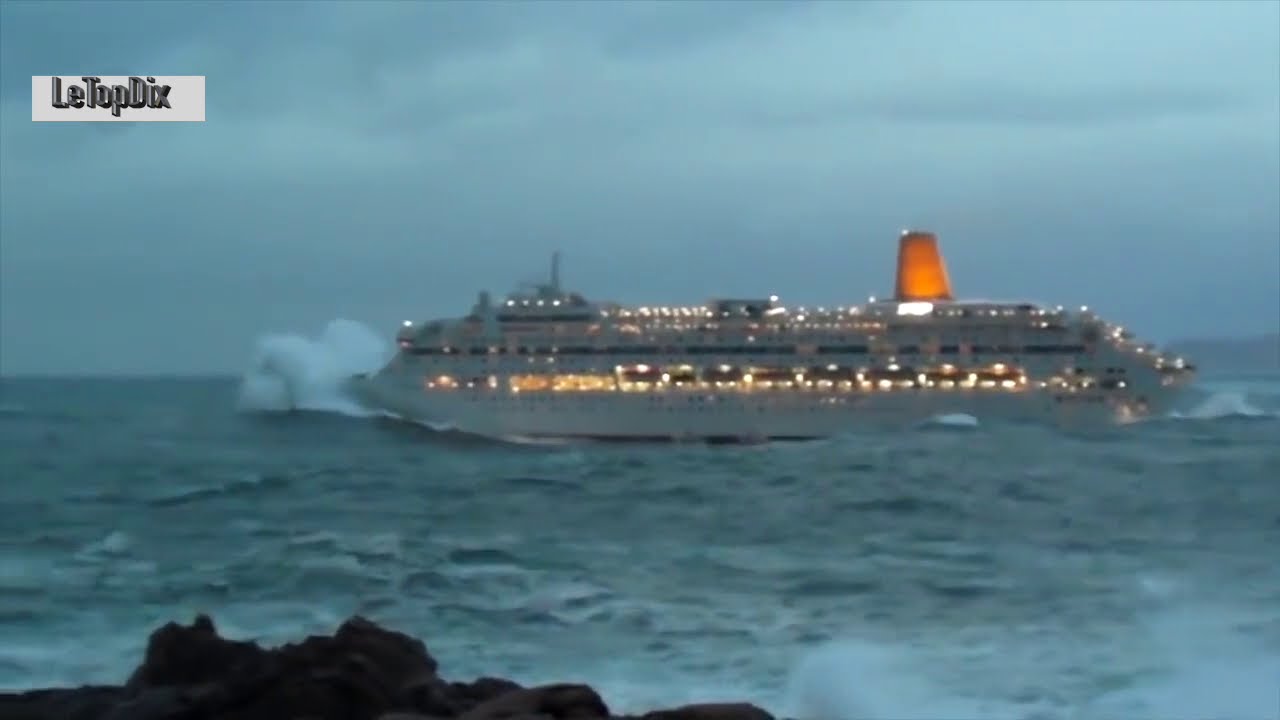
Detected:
left=31, top=76, right=206, bottom=122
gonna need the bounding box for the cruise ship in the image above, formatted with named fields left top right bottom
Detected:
left=349, top=231, right=1197, bottom=440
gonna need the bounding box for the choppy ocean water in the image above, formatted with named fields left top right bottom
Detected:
left=1, top=320, right=1278, bottom=719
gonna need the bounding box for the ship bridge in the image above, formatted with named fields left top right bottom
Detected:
left=495, top=251, right=599, bottom=323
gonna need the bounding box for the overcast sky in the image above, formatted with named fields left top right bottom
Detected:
left=1, top=0, right=1277, bottom=375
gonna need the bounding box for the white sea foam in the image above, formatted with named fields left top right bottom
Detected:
left=923, top=412, right=980, bottom=428
left=772, top=575, right=1280, bottom=720
left=1169, top=391, right=1271, bottom=420
left=235, top=319, right=389, bottom=415
left=783, top=639, right=1023, bottom=720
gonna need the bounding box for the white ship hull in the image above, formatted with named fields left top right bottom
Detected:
left=350, top=373, right=1188, bottom=440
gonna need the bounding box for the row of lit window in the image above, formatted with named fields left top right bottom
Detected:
left=493, top=300, right=1081, bottom=319
left=428, top=373, right=1037, bottom=393
left=407, top=343, right=1090, bottom=358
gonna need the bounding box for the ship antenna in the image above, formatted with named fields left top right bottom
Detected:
left=550, top=250, right=561, bottom=292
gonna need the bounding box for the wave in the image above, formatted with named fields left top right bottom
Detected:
left=1168, top=391, right=1276, bottom=421
left=5, top=528, right=1276, bottom=720
left=235, top=319, right=390, bottom=416
left=918, top=412, right=980, bottom=430
left=781, top=588, right=1280, bottom=719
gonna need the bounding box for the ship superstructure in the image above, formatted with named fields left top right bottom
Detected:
left=351, top=231, right=1196, bottom=440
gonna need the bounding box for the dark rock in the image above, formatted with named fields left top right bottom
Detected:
left=640, top=703, right=775, bottom=720
left=457, top=683, right=609, bottom=720
left=403, top=674, right=463, bottom=717
left=126, top=613, right=265, bottom=689
left=96, top=686, right=192, bottom=720
left=2, top=615, right=785, bottom=720
left=0, top=686, right=126, bottom=720
left=335, top=615, right=439, bottom=677
left=450, top=676, right=525, bottom=708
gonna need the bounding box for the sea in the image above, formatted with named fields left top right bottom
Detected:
left=1, top=319, right=1278, bottom=720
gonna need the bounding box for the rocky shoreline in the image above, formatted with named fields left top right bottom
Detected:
left=0, top=614, right=782, bottom=720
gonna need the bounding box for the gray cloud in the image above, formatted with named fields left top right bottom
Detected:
left=1, top=0, right=1277, bottom=375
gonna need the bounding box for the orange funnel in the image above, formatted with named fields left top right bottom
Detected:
left=894, top=231, right=953, bottom=301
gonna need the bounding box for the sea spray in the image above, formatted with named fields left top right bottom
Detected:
left=235, top=319, right=389, bottom=415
